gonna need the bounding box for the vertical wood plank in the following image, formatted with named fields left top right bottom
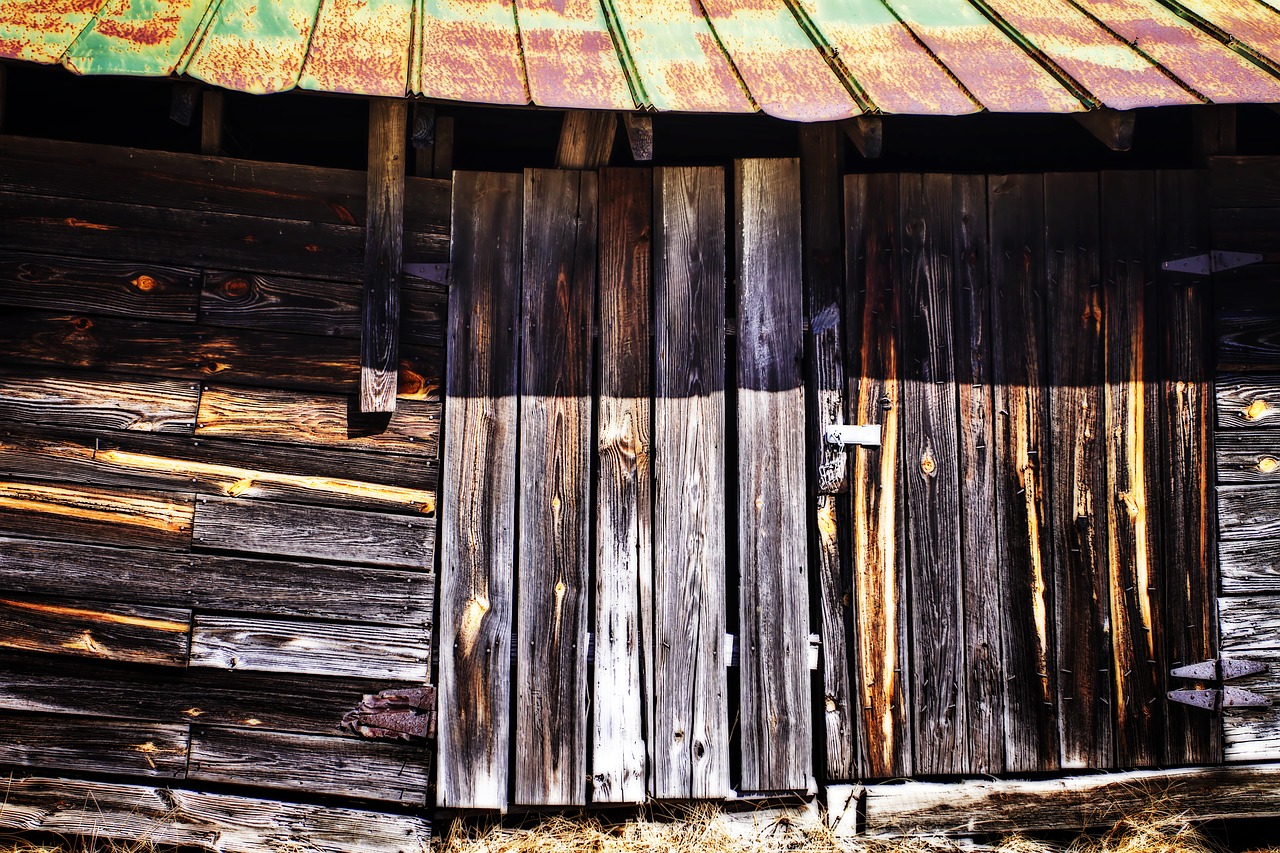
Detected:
left=361, top=99, right=407, bottom=413
left=653, top=166, right=730, bottom=799
left=989, top=174, right=1059, bottom=773
left=437, top=171, right=522, bottom=811
left=845, top=173, right=912, bottom=779
left=953, top=174, right=1003, bottom=774
left=1044, top=172, right=1112, bottom=770
left=594, top=167, right=652, bottom=804
left=900, top=173, right=966, bottom=774
left=799, top=124, right=855, bottom=781
left=557, top=111, right=617, bottom=170
left=1102, top=170, right=1164, bottom=768
left=201, top=90, right=224, bottom=156
left=1157, top=169, right=1220, bottom=765
left=434, top=116, right=455, bottom=179
left=735, top=158, right=812, bottom=793
left=516, top=169, right=596, bottom=806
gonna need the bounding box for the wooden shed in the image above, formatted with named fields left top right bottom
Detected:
left=2, top=0, right=1280, bottom=846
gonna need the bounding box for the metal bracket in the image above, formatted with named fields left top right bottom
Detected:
left=1171, top=657, right=1267, bottom=681
left=341, top=686, right=436, bottom=741
left=1168, top=656, right=1269, bottom=712
left=403, top=262, right=450, bottom=285
left=824, top=424, right=882, bottom=448
left=1162, top=251, right=1262, bottom=276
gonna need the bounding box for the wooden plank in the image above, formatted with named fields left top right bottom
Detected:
left=1209, top=156, right=1280, bottom=207
left=734, top=158, right=811, bottom=792
left=1219, top=313, right=1280, bottom=369
left=0, top=368, right=200, bottom=433
left=1211, top=207, right=1280, bottom=254
left=0, top=713, right=188, bottom=779
left=516, top=168, right=595, bottom=806
left=1218, top=485, right=1280, bottom=540
left=556, top=110, right=617, bottom=169
left=0, top=251, right=199, bottom=320
left=0, top=479, right=194, bottom=551
left=1043, top=171, right=1109, bottom=770
left=436, top=171, right=522, bottom=811
left=799, top=124, right=853, bottom=781
left=1220, top=595, right=1280, bottom=651
left=652, top=165, right=730, bottom=799
left=0, top=776, right=432, bottom=853
left=1156, top=168, right=1219, bottom=765
left=1218, top=600, right=1280, bottom=761
left=0, top=596, right=190, bottom=666
left=1101, top=170, right=1163, bottom=768
left=845, top=173, right=911, bottom=780
left=1217, top=374, right=1280, bottom=428
left=899, top=172, right=965, bottom=775
left=192, top=496, right=433, bottom=570
left=201, top=89, right=224, bottom=156
left=1223, top=645, right=1280, bottom=762
left=432, top=116, right=455, bottom=180
left=362, top=99, right=408, bottom=414
left=191, top=615, right=429, bottom=681
left=1216, top=430, right=1280, bottom=484
left=593, top=168, right=651, bottom=804
left=953, top=173, right=1002, bottom=775
left=189, top=727, right=429, bottom=804
left=0, top=310, right=442, bottom=399
left=0, top=537, right=431, bottom=625
left=988, top=173, right=1058, bottom=773
left=200, top=271, right=446, bottom=347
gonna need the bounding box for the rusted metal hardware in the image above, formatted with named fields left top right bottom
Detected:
left=1168, top=657, right=1269, bottom=712
left=403, top=263, right=450, bottom=286
left=341, top=686, right=436, bottom=742
left=824, top=424, right=882, bottom=448
left=1162, top=251, right=1263, bottom=276
left=1171, top=657, right=1267, bottom=681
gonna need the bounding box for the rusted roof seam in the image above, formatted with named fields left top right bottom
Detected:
left=1154, top=0, right=1280, bottom=83
left=596, top=0, right=648, bottom=111
left=295, top=0, right=331, bottom=96
left=509, top=0, right=534, bottom=107
left=175, top=0, right=227, bottom=77
left=962, top=0, right=1097, bottom=110
left=688, top=0, right=760, bottom=114
left=780, top=0, right=877, bottom=114
left=56, top=0, right=113, bottom=66
left=872, top=0, right=985, bottom=113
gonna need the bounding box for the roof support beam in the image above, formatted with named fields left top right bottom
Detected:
left=556, top=110, right=616, bottom=169
left=0, top=65, right=6, bottom=133
left=360, top=98, right=408, bottom=414
left=621, top=112, right=653, bottom=162
left=1073, top=108, right=1135, bottom=151
left=1194, top=105, right=1236, bottom=161
left=839, top=116, right=882, bottom=159
left=200, top=89, right=224, bottom=156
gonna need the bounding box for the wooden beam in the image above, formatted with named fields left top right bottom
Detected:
left=169, top=82, right=199, bottom=126
left=433, top=114, right=454, bottom=179
left=840, top=115, right=882, bottom=159
left=412, top=103, right=435, bottom=177
left=360, top=98, right=407, bottom=413
left=0, top=64, right=6, bottom=133
left=200, top=89, right=224, bottom=155
left=556, top=110, right=616, bottom=169
left=1073, top=108, right=1135, bottom=151
left=1194, top=104, right=1237, bottom=160
left=621, top=112, right=653, bottom=161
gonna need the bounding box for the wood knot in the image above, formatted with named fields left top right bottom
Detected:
left=305, top=244, right=321, bottom=253
left=132, top=274, right=158, bottom=292
left=920, top=448, right=937, bottom=476
left=1258, top=457, right=1278, bottom=475
left=70, top=316, right=93, bottom=331
left=1245, top=399, right=1269, bottom=421
left=222, top=277, right=249, bottom=297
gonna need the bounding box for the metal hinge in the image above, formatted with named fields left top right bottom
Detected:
left=341, top=686, right=436, bottom=741
left=1168, top=657, right=1270, bottom=712
left=1162, top=252, right=1262, bottom=276
left=403, top=262, right=451, bottom=285
left=824, top=424, right=882, bottom=447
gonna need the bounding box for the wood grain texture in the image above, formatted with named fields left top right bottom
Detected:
left=989, top=173, right=1058, bottom=773
left=196, top=385, right=438, bottom=456
left=192, top=495, right=433, bottom=570
left=899, top=172, right=965, bottom=775
left=1209, top=155, right=1280, bottom=207
left=0, top=479, right=194, bottom=551
left=0, top=596, right=190, bottom=666
left=190, top=615, right=430, bottom=681
left=0, top=251, right=199, bottom=320
left=1222, top=645, right=1280, bottom=762
left=734, top=158, right=812, bottom=793
left=0, top=713, right=188, bottom=778
left=1218, top=312, right=1280, bottom=370
left=516, top=168, right=595, bottom=806
left=1216, top=430, right=1280, bottom=485
left=188, top=727, right=429, bottom=804
left=556, top=110, right=617, bottom=169
left=1043, top=172, right=1110, bottom=771
left=1217, top=374, right=1280, bottom=429
left=953, top=173, right=1003, bottom=774
left=0, top=368, right=199, bottom=433
left=436, top=171, right=522, bottom=811
left=653, top=165, right=730, bottom=799
left=845, top=173, right=911, bottom=779
left=1218, top=485, right=1280, bottom=540
left=1101, top=170, right=1163, bottom=768
left=361, top=99, right=408, bottom=413
left=593, top=168, right=652, bottom=804
left=0, top=776, right=432, bottom=853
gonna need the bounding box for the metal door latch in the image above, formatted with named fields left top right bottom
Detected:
left=1162, top=252, right=1263, bottom=276
left=824, top=424, right=882, bottom=447
left=1168, top=657, right=1270, bottom=711
left=341, top=686, right=436, bottom=741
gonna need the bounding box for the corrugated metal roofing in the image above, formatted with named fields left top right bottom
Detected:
left=3, top=0, right=1280, bottom=115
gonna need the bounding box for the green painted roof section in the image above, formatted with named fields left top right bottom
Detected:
left=63, top=0, right=218, bottom=76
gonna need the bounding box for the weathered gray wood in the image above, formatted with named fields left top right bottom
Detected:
left=437, top=171, right=522, bottom=811
left=0, top=596, right=190, bottom=666
left=1209, top=155, right=1280, bottom=207
left=195, top=384, right=439, bottom=457
left=734, top=158, right=812, bottom=792
left=1220, top=539, right=1280, bottom=592
left=516, top=168, right=595, bottom=807
left=1218, top=485, right=1280, bottom=540
left=621, top=113, right=653, bottom=161
left=1219, top=646, right=1280, bottom=762
left=0, top=251, right=200, bottom=320
left=1217, top=430, right=1280, bottom=484
left=593, top=168, right=652, bottom=804
left=1217, top=374, right=1280, bottom=428
left=0, top=537, right=432, bottom=624
left=361, top=99, right=408, bottom=413
left=556, top=110, right=616, bottom=169
left=0, top=479, right=194, bottom=551
left=0, top=368, right=200, bottom=433
left=653, top=165, right=730, bottom=799
left=1220, top=595, right=1280, bottom=651
left=189, top=727, right=429, bottom=804
left=0, top=714, right=188, bottom=779
left=192, top=495, right=433, bottom=570
left=190, top=615, right=430, bottom=681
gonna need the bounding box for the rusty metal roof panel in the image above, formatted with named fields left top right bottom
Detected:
left=62, top=0, right=216, bottom=77
left=0, top=0, right=107, bottom=64
left=699, top=0, right=861, bottom=121
left=1071, top=0, right=1280, bottom=103
left=515, top=0, right=634, bottom=110
left=604, top=0, right=753, bottom=113
left=184, top=0, right=320, bottom=94
left=297, top=0, right=413, bottom=97
left=975, top=0, right=1199, bottom=110
left=414, top=0, right=528, bottom=105
left=795, top=0, right=978, bottom=115
left=1163, top=0, right=1280, bottom=70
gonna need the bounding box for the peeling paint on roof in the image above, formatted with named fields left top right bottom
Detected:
left=2, top=0, right=1280, bottom=116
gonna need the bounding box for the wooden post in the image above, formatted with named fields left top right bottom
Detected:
left=411, top=103, right=435, bottom=177
left=621, top=113, right=653, bottom=161
left=1074, top=109, right=1135, bottom=151
left=0, top=65, right=6, bottom=133
left=433, top=115, right=454, bottom=179
left=360, top=99, right=407, bottom=413
left=169, top=83, right=200, bottom=127
left=556, top=110, right=616, bottom=169
left=840, top=116, right=882, bottom=159
left=200, top=90, right=224, bottom=156
left=1194, top=105, right=1237, bottom=162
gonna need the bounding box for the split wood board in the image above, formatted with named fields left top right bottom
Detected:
left=0, top=713, right=188, bottom=778
left=0, top=595, right=190, bottom=666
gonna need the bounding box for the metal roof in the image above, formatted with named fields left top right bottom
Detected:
left=2, top=0, right=1280, bottom=117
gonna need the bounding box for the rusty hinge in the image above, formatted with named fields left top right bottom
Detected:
left=1162, top=252, right=1263, bottom=276
left=341, top=686, right=436, bottom=741
left=1168, top=657, right=1270, bottom=711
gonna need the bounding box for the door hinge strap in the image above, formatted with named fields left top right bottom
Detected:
left=1169, top=686, right=1270, bottom=711
left=1171, top=657, right=1267, bottom=681
left=1162, top=251, right=1262, bottom=276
